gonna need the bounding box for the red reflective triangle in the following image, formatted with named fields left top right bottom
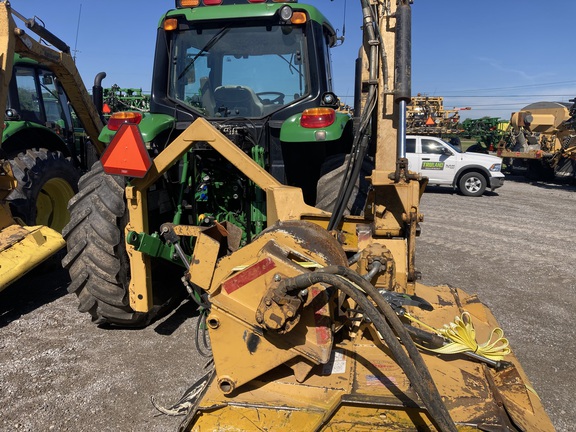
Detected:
left=101, top=123, right=152, bottom=178
left=425, top=116, right=436, bottom=126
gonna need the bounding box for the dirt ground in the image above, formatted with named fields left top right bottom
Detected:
left=1, top=176, right=574, bottom=431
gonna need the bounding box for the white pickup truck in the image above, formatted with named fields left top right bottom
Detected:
left=406, top=135, right=505, bottom=197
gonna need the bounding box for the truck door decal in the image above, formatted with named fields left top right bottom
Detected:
left=421, top=161, right=444, bottom=170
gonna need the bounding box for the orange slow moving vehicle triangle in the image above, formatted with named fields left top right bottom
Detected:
left=101, top=123, right=152, bottom=178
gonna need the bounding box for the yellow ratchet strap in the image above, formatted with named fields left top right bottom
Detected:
left=404, top=311, right=511, bottom=361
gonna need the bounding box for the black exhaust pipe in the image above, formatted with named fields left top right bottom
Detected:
left=92, top=72, right=107, bottom=120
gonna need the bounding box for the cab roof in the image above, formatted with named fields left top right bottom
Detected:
left=161, top=1, right=337, bottom=46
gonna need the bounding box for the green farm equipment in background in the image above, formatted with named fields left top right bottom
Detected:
left=102, top=85, right=150, bottom=116
left=461, top=117, right=509, bottom=153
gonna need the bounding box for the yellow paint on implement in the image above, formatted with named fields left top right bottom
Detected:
left=0, top=165, right=65, bottom=291
left=0, top=219, right=65, bottom=290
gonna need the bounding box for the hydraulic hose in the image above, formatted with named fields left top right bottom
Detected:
left=327, top=86, right=376, bottom=230
left=195, top=310, right=212, bottom=358
left=277, top=271, right=457, bottom=432
left=327, top=0, right=380, bottom=231
left=328, top=133, right=371, bottom=230
left=317, top=266, right=456, bottom=431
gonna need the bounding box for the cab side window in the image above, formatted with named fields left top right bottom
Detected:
left=406, top=138, right=416, bottom=153
left=38, top=70, right=65, bottom=125
left=422, top=139, right=445, bottom=155
left=14, top=67, right=42, bottom=123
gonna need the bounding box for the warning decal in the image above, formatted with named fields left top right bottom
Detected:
left=323, top=349, right=347, bottom=374
left=222, top=257, right=276, bottom=295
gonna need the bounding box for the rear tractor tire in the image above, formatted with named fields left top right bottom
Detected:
left=61, top=162, right=181, bottom=327
left=458, top=171, right=487, bottom=197
left=8, top=148, right=80, bottom=232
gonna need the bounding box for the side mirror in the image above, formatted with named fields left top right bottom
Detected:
left=442, top=147, right=453, bottom=156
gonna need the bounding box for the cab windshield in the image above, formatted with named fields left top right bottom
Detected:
left=168, top=24, right=308, bottom=118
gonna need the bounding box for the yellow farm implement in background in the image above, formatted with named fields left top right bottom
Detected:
left=0, top=162, right=64, bottom=290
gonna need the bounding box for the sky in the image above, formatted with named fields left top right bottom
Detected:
left=9, top=0, right=576, bottom=121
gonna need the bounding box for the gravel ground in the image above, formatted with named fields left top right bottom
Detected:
left=1, top=175, right=574, bottom=431
left=417, top=176, right=576, bottom=432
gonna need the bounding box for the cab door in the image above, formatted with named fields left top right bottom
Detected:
left=418, top=138, right=457, bottom=184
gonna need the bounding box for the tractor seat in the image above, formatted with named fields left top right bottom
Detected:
left=213, top=85, right=264, bottom=118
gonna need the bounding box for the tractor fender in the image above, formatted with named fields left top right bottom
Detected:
left=1, top=121, right=70, bottom=157
left=98, top=113, right=175, bottom=145
left=279, top=111, right=351, bottom=143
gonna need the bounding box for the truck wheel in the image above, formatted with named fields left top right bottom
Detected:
left=458, top=172, right=486, bottom=197
left=62, top=162, right=180, bottom=327
left=8, top=149, right=80, bottom=232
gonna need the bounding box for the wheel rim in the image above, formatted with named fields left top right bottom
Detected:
left=36, top=178, right=75, bottom=232
left=465, top=176, right=482, bottom=193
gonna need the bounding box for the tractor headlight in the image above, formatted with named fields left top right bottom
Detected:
left=489, top=163, right=501, bottom=172
left=279, top=5, right=293, bottom=21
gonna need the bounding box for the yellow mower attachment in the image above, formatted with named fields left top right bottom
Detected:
left=0, top=163, right=65, bottom=291
left=171, top=220, right=554, bottom=431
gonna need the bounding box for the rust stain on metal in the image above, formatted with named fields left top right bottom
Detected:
left=310, top=286, right=331, bottom=346
left=267, top=220, right=347, bottom=266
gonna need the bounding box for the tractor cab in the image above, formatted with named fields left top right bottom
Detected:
left=143, top=0, right=350, bottom=202
left=3, top=55, right=76, bottom=157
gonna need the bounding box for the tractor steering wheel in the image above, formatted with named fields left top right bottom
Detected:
left=257, top=92, right=285, bottom=105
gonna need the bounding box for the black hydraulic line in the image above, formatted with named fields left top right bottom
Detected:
left=195, top=310, right=212, bottom=358
left=372, top=6, right=389, bottom=93
left=276, top=272, right=457, bottom=432
left=327, top=120, right=363, bottom=229
left=327, top=134, right=370, bottom=230
left=327, top=0, right=380, bottom=231
left=315, top=266, right=457, bottom=432
left=327, top=86, right=376, bottom=230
